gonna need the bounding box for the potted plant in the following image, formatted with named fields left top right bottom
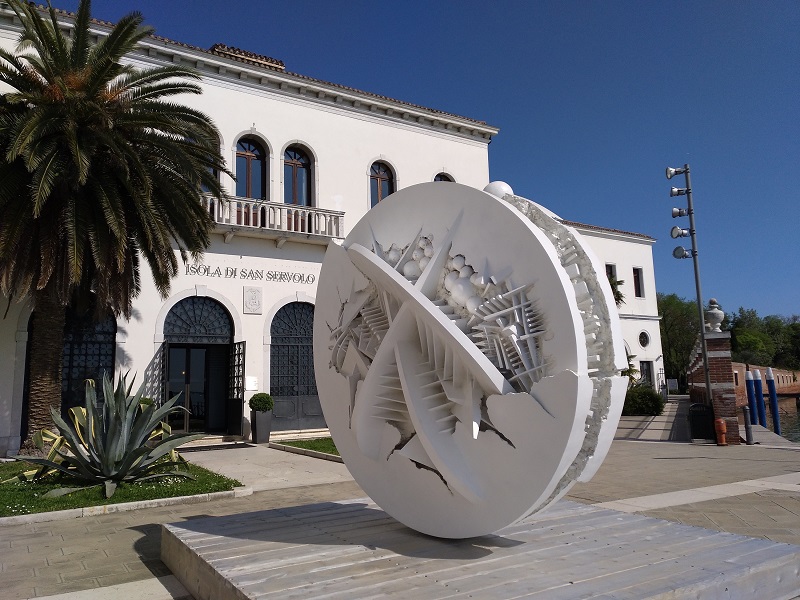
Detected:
left=249, top=393, right=274, bottom=443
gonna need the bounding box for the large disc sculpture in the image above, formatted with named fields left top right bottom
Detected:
left=313, top=182, right=629, bottom=538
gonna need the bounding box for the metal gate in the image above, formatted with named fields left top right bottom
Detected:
left=270, top=302, right=324, bottom=432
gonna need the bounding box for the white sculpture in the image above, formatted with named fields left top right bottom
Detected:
left=313, top=182, right=628, bottom=538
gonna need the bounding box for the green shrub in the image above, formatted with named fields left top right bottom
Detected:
left=9, top=373, right=204, bottom=498
left=622, top=383, right=665, bottom=416
left=249, top=393, right=274, bottom=412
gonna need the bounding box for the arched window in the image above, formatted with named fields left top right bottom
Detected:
left=370, top=161, right=394, bottom=208
left=236, top=138, right=267, bottom=199
left=284, top=147, right=311, bottom=206
left=164, top=296, right=233, bottom=345
left=434, top=172, right=453, bottom=182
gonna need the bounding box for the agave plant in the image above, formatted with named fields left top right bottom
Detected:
left=11, top=373, right=205, bottom=498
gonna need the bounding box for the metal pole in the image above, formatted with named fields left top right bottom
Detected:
left=766, top=368, right=782, bottom=436
left=742, top=406, right=754, bottom=444
left=745, top=370, right=758, bottom=424
left=683, top=165, right=714, bottom=408
left=753, top=369, right=767, bottom=427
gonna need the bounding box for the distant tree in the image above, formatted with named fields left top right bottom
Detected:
left=730, top=307, right=773, bottom=366
left=728, top=308, right=800, bottom=369
left=657, top=293, right=699, bottom=391
left=733, top=330, right=774, bottom=366
left=781, top=319, right=800, bottom=370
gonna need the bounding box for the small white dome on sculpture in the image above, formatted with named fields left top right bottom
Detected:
left=403, top=260, right=421, bottom=278
left=484, top=181, right=514, bottom=198
left=444, top=270, right=459, bottom=291
left=459, top=265, right=474, bottom=279
left=452, top=254, right=466, bottom=270
left=451, top=278, right=475, bottom=305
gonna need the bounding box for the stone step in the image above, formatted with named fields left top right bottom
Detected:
left=162, top=499, right=800, bottom=600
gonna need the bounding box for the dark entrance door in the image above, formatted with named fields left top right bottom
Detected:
left=163, top=296, right=242, bottom=435
left=270, top=302, right=325, bottom=432
left=166, top=345, right=229, bottom=433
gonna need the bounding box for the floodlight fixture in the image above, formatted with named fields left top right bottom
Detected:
left=672, top=207, right=688, bottom=218
left=672, top=246, right=691, bottom=259
left=670, top=226, right=689, bottom=238
left=666, top=166, right=687, bottom=180
left=670, top=187, right=687, bottom=197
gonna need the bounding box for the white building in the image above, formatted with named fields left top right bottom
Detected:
left=0, top=6, right=662, bottom=456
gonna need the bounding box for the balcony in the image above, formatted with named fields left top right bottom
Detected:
left=202, top=195, right=345, bottom=247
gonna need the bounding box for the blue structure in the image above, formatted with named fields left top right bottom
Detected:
left=765, top=368, right=782, bottom=436
left=753, top=369, right=767, bottom=427
left=745, top=371, right=758, bottom=425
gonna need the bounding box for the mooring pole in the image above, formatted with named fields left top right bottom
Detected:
left=765, top=368, right=781, bottom=436
left=745, top=371, right=757, bottom=425
left=753, top=370, right=767, bottom=427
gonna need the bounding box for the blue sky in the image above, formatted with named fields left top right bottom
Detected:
left=56, top=1, right=799, bottom=318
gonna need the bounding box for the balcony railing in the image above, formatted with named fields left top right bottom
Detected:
left=201, top=195, right=345, bottom=239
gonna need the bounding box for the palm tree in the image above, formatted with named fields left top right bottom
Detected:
left=0, top=0, right=229, bottom=451
left=607, top=275, right=625, bottom=308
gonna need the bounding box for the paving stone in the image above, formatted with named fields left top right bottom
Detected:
left=95, top=569, right=156, bottom=587
left=36, top=561, right=85, bottom=576
left=59, top=568, right=109, bottom=584
left=1, top=568, right=57, bottom=585
left=35, top=578, right=99, bottom=597
left=45, top=550, right=106, bottom=565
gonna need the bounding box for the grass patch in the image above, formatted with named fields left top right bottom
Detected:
left=0, top=459, right=241, bottom=517
left=280, top=437, right=339, bottom=456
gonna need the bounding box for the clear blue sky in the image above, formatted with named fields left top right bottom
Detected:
left=56, top=1, right=800, bottom=318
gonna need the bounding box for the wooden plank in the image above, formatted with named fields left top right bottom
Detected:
left=163, top=500, right=800, bottom=600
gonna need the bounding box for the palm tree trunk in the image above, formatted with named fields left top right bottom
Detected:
left=19, top=289, right=66, bottom=454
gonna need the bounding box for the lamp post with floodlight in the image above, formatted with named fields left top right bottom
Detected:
left=667, top=164, right=713, bottom=406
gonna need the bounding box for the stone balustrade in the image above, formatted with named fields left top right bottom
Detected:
left=201, top=195, right=345, bottom=239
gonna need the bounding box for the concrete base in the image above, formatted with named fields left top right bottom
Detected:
left=162, top=498, right=800, bottom=599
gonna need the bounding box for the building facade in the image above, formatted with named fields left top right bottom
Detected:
left=0, top=6, right=662, bottom=455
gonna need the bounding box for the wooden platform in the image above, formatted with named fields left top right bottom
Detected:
left=162, top=499, right=800, bottom=599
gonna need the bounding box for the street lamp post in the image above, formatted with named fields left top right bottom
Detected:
left=667, top=164, right=713, bottom=406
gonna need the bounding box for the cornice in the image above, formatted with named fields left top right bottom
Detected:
left=562, top=219, right=656, bottom=245
left=0, top=4, right=498, bottom=143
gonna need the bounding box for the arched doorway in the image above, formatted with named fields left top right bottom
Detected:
left=163, top=296, right=243, bottom=434
left=270, top=302, right=324, bottom=432
left=22, top=306, right=117, bottom=437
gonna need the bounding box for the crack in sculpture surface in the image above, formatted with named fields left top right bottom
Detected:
left=313, top=182, right=627, bottom=538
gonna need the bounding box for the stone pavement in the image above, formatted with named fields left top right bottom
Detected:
left=568, top=440, right=800, bottom=546
left=0, top=440, right=797, bottom=599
